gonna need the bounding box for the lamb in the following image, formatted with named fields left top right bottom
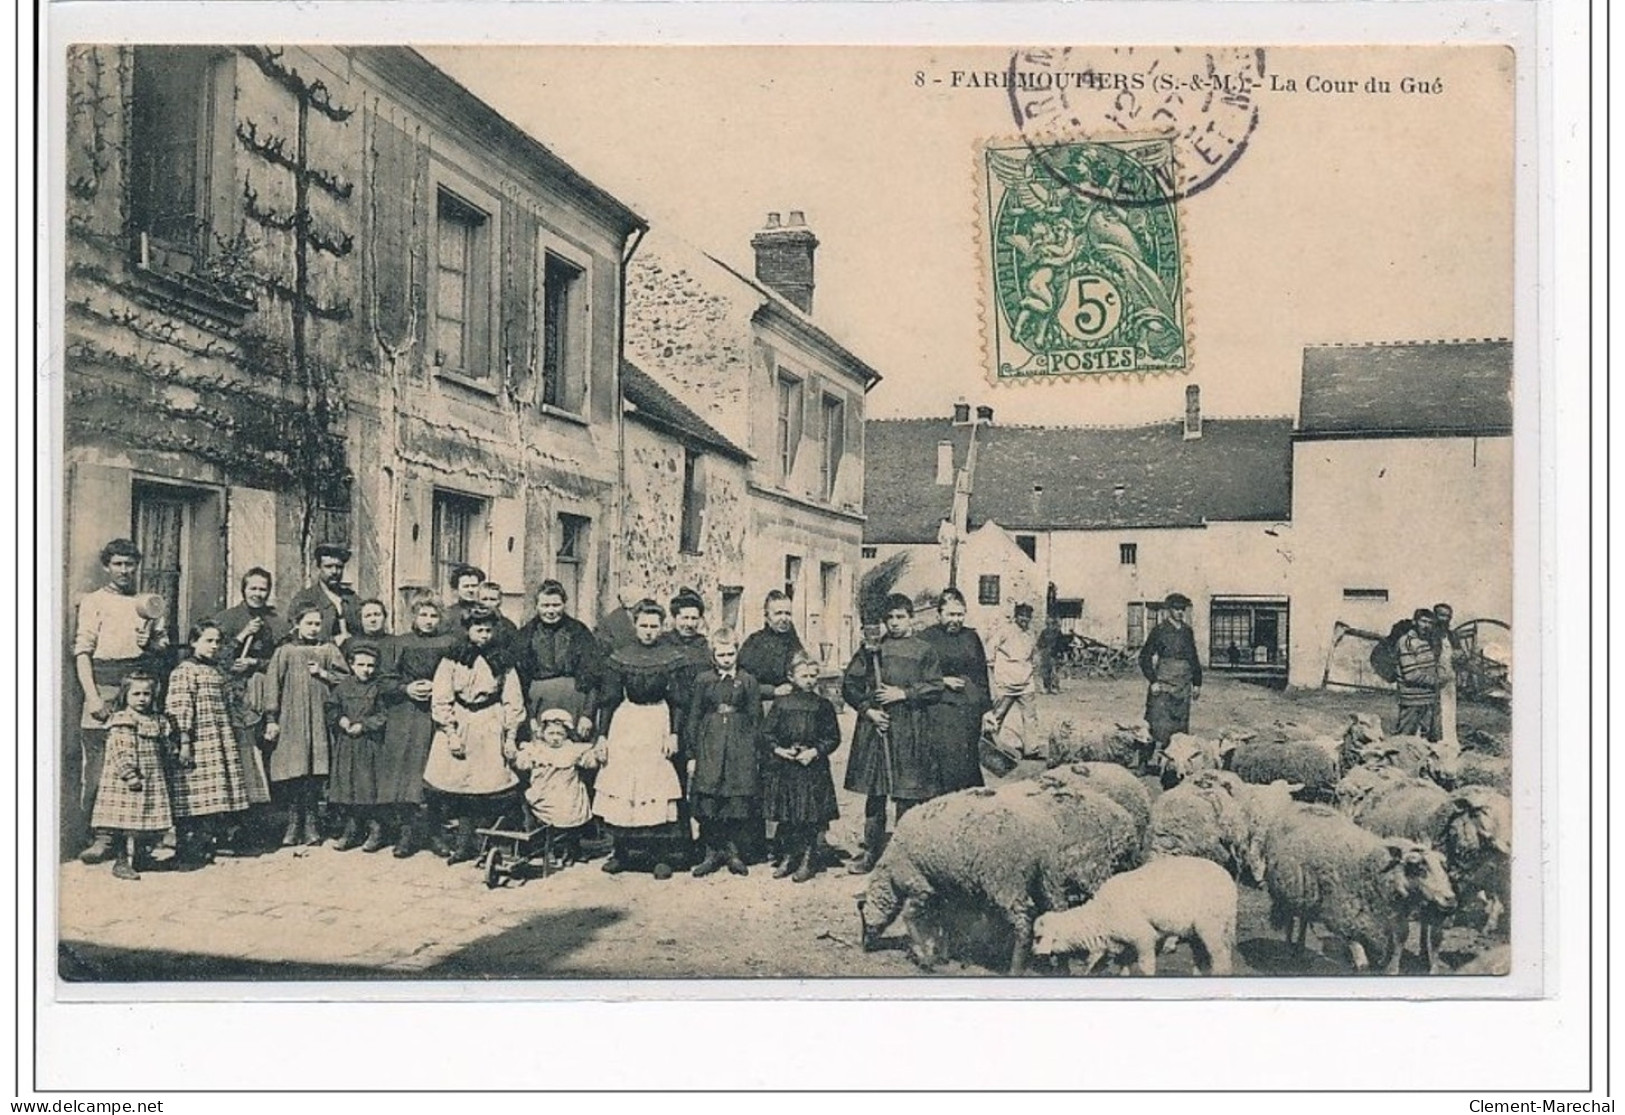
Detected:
left=1046, top=719, right=1150, bottom=768
left=1031, top=857, right=1238, bottom=976
left=1148, top=770, right=1252, bottom=877
left=857, top=785, right=1129, bottom=973
left=1036, top=761, right=1153, bottom=854
left=1260, top=803, right=1457, bottom=973
left=1228, top=736, right=1342, bottom=802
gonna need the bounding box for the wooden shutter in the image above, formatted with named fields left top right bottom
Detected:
left=67, top=463, right=133, bottom=598
left=487, top=495, right=526, bottom=588
left=369, top=111, right=423, bottom=353
left=394, top=475, right=433, bottom=591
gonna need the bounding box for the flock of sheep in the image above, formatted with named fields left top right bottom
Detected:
left=854, top=714, right=1512, bottom=977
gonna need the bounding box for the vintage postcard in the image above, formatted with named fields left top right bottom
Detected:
left=49, top=39, right=1527, bottom=997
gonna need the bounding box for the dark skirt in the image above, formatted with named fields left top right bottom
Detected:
left=327, top=734, right=382, bottom=806
left=843, top=709, right=941, bottom=800
left=1145, top=686, right=1192, bottom=744
left=691, top=790, right=758, bottom=821
left=376, top=702, right=435, bottom=805
left=762, top=757, right=839, bottom=825
left=925, top=699, right=986, bottom=793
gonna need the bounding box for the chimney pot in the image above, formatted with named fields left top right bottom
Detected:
left=976, top=404, right=995, bottom=425
left=751, top=210, right=817, bottom=313
left=952, top=402, right=971, bottom=424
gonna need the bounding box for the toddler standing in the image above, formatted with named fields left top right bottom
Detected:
left=88, top=671, right=173, bottom=880
left=506, top=708, right=599, bottom=865
left=760, top=651, right=842, bottom=883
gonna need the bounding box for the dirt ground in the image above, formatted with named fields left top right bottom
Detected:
left=57, top=676, right=1511, bottom=982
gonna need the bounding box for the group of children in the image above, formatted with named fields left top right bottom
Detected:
left=83, top=593, right=847, bottom=888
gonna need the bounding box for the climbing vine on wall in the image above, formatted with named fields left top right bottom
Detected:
left=233, top=45, right=358, bottom=547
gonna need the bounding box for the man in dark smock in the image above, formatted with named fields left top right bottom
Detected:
left=917, top=589, right=991, bottom=793
left=286, top=543, right=364, bottom=647
left=1139, top=591, right=1203, bottom=769
left=844, top=593, right=944, bottom=874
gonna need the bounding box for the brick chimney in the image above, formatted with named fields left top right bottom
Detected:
left=751, top=210, right=818, bottom=314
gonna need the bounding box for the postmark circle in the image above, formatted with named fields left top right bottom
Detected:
left=1005, top=46, right=1265, bottom=206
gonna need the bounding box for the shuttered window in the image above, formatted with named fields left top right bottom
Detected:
left=541, top=252, right=585, bottom=411
left=776, top=372, right=803, bottom=482
left=434, top=189, right=493, bottom=381
left=821, top=393, right=845, bottom=501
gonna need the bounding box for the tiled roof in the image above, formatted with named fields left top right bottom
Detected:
left=863, top=417, right=1295, bottom=544
left=622, top=361, right=751, bottom=461
left=1297, top=340, right=1513, bottom=438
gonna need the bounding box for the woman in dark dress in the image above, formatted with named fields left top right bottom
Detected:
left=918, top=587, right=992, bottom=794
left=592, top=599, right=692, bottom=878
left=737, top=589, right=807, bottom=711
left=843, top=593, right=944, bottom=874
left=376, top=596, right=455, bottom=857
left=514, top=579, right=601, bottom=736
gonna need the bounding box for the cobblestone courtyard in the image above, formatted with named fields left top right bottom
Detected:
left=56, top=677, right=1510, bottom=982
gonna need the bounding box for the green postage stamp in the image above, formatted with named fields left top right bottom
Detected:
left=982, top=136, right=1189, bottom=379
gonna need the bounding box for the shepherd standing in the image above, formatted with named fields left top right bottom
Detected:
left=1138, top=592, right=1203, bottom=772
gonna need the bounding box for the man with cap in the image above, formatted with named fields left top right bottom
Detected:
left=1138, top=592, right=1203, bottom=771
left=987, top=602, right=1043, bottom=760
left=286, top=543, right=364, bottom=647
left=72, top=537, right=172, bottom=863
left=1395, top=607, right=1444, bottom=741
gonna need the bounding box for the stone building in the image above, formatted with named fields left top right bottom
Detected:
left=863, top=340, right=1513, bottom=691
left=60, top=45, right=644, bottom=840
left=863, top=390, right=1297, bottom=681
left=619, top=360, right=752, bottom=631
left=623, top=218, right=880, bottom=667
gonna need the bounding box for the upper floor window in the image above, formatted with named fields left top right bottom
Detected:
left=1120, top=542, right=1138, bottom=565
left=129, top=46, right=234, bottom=277
left=434, top=188, right=494, bottom=383
left=820, top=393, right=845, bottom=501
left=776, top=371, right=804, bottom=482
left=541, top=251, right=586, bottom=413
left=1015, top=534, right=1037, bottom=561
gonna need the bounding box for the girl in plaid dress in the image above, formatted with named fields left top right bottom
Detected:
left=89, top=672, right=173, bottom=881
left=165, top=622, right=251, bottom=868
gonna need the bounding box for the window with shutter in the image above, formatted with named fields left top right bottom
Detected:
left=776, top=371, right=804, bottom=483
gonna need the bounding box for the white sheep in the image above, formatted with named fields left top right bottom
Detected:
left=1351, top=779, right=1512, bottom=957
left=1158, top=730, right=1248, bottom=789
left=857, top=784, right=1132, bottom=974
left=1228, top=736, right=1342, bottom=802
left=1148, top=769, right=1252, bottom=877
left=1333, top=762, right=1417, bottom=816
left=1261, top=803, right=1457, bottom=974
left=1036, top=761, right=1153, bottom=856
left=1046, top=719, right=1151, bottom=768
left=1031, top=857, right=1238, bottom=976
